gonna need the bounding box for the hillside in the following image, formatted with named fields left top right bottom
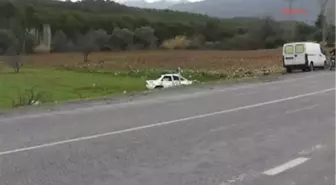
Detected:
left=0, top=0, right=215, bottom=24
left=169, top=0, right=335, bottom=23
left=0, top=0, right=333, bottom=54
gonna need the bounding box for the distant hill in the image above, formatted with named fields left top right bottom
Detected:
left=169, top=0, right=335, bottom=23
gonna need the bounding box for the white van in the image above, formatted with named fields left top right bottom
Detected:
left=282, top=42, right=327, bottom=73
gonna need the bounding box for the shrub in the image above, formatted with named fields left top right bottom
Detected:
left=161, top=35, right=191, bottom=49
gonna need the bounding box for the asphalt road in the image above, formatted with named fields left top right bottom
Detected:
left=0, top=71, right=335, bottom=185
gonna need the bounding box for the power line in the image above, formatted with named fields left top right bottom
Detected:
left=285, top=0, right=296, bottom=41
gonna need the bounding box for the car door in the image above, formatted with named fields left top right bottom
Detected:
left=178, top=76, right=190, bottom=85
left=161, top=75, right=174, bottom=88
left=172, top=75, right=181, bottom=86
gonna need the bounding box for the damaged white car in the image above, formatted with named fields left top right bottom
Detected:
left=145, top=73, right=193, bottom=90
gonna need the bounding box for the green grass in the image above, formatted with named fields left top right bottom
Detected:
left=0, top=67, right=283, bottom=109
left=0, top=68, right=145, bottom=108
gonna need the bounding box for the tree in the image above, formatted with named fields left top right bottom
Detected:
left=110, top=27, right=133, bottom=50
left=294, top=23, right=315, bottom=41
left=52, top=30, right=68, bottom=52
left=134, top=26, right=157, bottom=49
left=94, top=29, right=110, bottom=50
left=0, top=29, right=16, bottom=54
left=76, top=30, right=99, bottom=63
left=4, top=44, right=21, bottom=73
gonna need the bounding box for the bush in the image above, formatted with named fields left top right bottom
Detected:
left=11, top=87, right=51, bottom=108
left=161, top=35, right=191, bottom=49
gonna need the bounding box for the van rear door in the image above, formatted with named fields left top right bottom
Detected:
left=283, top=44, right=295, bottom=65
left=293, top=43, right=306, bottom=65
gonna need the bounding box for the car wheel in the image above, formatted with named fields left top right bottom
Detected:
left=286, top=67, right=292, bottom=73
left=154, top=85, right=164, bottom=89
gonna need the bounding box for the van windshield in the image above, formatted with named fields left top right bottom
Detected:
left=284, top=45, right=294, bottom=54
left=295, top=44, right=305, bottom=53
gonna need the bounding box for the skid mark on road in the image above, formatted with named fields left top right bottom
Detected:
left=209, top=124, right=238, bottom=133
left=235, top=90, right=258, bottom=97
left=220, top=171, right=260, bottom=185
left=298, top=144, right=327, bottom=156
left=285, top=104, right=319, bottom=114
left=220, top=174, right=246, bottom=185
left=263, top=157, right=310, bottom=176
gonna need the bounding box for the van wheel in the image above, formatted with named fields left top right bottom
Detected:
left=309, top=62, right=314, bottom=71
left=323, top=61, right=328, bottom=70
left=330, top=60, right=335, bottom=70
left=286, top=67, right=292, bottom=73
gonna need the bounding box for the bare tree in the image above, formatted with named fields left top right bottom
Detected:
left=4, top=44, right=21, bottom=73
left=76, top=30, right=99, bottom=63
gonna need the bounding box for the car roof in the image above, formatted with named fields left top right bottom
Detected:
left=162, top=73, right=181, bottom=76
left=283, top=42, right=319, bottom=46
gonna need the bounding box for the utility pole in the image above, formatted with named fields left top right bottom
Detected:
left=285, top=0, right=296, bottom=41
left=319, top=0, right=329, bottom=45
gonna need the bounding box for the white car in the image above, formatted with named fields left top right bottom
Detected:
left=145, top=73, right=193, bottom=90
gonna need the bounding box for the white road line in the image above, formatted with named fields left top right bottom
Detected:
left=0, top=88, right=334, bottom=156
left=263, top=157, right=310, bottom=176
left=0, top=73, right=332, bottom=122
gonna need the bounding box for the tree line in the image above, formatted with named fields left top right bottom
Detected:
left=0, top=0, right=335, bottom=57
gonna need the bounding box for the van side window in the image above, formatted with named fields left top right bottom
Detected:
left=295, top=44, right=305, bottom=53
left=284, top=45, right=294, bottom=54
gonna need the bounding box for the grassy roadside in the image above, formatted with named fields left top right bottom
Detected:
left=0, top=68, right=145, bottom=108
left=0, top=66, right=284, bottom=109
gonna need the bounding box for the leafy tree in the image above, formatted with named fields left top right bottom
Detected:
left=110, top=27, right=133, bottom=50
left=94, top=29, right=110, bottom=50
left=0, top=29, right=16, bottom=54
left=134, top=26, right=157, bottom=49
left=52, top=30, right=68, bottom=52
